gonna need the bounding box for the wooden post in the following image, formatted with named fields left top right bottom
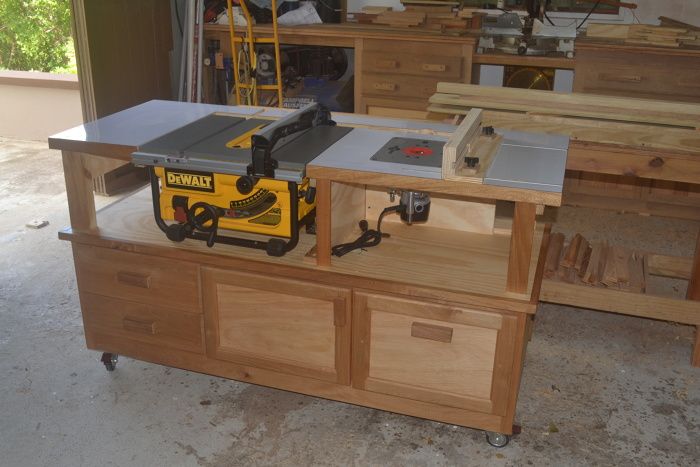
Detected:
left=62, top=151, right=97, bottom=232
left=688, top=229, right=700, bottom=367
left=507, top=202, right=536, bottom=294
left=315, top=178, right=332, bottom=267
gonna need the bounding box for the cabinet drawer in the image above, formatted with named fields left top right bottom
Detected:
left=73, top=244, right=200, bottom=312
left=81, top=293, right=204, bottom=354
left=574, top=49, right=700, bottom=102
left=362, top=73, right=441, bottom=99
left=364, top=51, right=463, bottom=79
left=353, top=292, right=519, bottom=415
left=202, top=268, right=352, bottom=384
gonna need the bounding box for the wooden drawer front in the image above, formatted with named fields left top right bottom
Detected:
left=362, top=73, right=441, bottom=99
left=364, top=51, right=462, bottom=79
left=574, top=50, right=700, bottom=102
left=73, top=244, right=200, bottom=312
left=202, top=268, right=351, bottom=384
left=81, top=293, right=204, bottom=354
left=353, top=292, right=518, bottom=415
left=363, top=39, right=463, bottom=59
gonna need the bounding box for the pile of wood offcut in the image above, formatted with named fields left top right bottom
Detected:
left=545, top=233, right=646, bottom=293
left=586, top=23, right=700, bottom=48
left=350, top=3, right=481, bottom=33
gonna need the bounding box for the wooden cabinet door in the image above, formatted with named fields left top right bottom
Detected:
left=202, top=268, right=351, bottom=384
left=352, top=291, right=520, bottom=415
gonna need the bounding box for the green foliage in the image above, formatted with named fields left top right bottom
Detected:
left=0, top=0, right=75, bottom=73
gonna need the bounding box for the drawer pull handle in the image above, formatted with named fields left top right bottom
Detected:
left=598, top=73, right=642, bottom=83
left=116, top=271, right=151, bottom=289
left=411, top=322, right=453, bottom=343
left=122, top=317, right=156, bottom=335
left=421, top=63, right=446, bottom=72
left=373, top=82, right=396, bottom=92
left=375, top=59, right=398, bottom=69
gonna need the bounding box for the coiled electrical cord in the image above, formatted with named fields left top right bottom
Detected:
left=331, top=205, right=400, bottom=257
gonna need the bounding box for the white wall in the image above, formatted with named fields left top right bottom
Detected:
left=0, top=71, right=83, bottom=141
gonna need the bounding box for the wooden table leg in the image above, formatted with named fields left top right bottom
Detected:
left=507, top=202, right=536, bottom=294
left=315, top=178, right=332, bottom=267
left=688, top=229, right=700, bottom=367
left=62, top=151, right=97, bottom=232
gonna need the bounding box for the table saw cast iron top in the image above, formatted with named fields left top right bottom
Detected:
left=132, top=103, right=568, bottom=257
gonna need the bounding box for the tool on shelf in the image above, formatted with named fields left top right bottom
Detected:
left=330, top=190, right=431, bottom=257
left=226, top=0, right=284, bottom=107
left=132, top=103, right=350, bottom=256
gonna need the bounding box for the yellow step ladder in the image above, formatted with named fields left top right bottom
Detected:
left=226, top=0, right=284, bottom=107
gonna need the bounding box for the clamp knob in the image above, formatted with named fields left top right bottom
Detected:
left=236, top=176, right=257, bottom=195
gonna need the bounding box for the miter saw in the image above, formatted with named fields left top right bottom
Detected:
left=477, top=0, right=575, bottom=57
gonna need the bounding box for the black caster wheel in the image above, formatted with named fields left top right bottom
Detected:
left=101, top=352, right=118, bottom=372
left=266, top=239, right=287, bottom=257
left=485, top=431, right=510, bottom=448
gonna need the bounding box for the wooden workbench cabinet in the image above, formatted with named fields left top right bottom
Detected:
left=50, top=101, right=554, bottom=442
left=71, top=239, right=534, bottom=436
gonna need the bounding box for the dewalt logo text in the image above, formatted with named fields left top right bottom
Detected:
left=164, top=169, right=215, bottom=193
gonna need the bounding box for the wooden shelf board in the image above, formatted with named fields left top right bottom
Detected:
left=541, top=278, right=700, bottom=325
left=60, top=188, right=542, bottom=303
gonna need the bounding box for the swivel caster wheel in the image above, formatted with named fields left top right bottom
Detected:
left=101, top=352, right=118, bottom=372
left=485, top=431, right=510, bottom=448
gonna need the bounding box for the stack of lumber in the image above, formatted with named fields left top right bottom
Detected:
left=427, top=83, right=700, bottom=168
left=428, top=83, right=700, bottom=128
left=545, top=233, right=646, bottom=293
left=372, top=10, right=427, bottom=27
left=352, top=6, right=392, bottom=24
left=349, top=3, right=476, bottom=32
left=586, top=23, right=700, bottom=48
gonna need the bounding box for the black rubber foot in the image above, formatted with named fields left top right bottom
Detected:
left=165, top=223, right=187, bottom=242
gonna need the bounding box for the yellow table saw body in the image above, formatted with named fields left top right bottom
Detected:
left=154, top=167, right=315, bottom=238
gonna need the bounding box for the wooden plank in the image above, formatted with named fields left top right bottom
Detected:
left=566, top=142, right=700, bottom=186
left=432, top=83, right=700, bottom=128
left=507, top=203, right=536, bottom=294
left=586, top=24, right=630, bottom=40
left=646, top=253, right=693, bottom=280
left=442, top=108, right=482, bottom=181
left=62, top=151, right=97, bottom=232
left=541, top=280, right=700, bottom=325
left=561, top=233, right=582, bottom=269
left=306, top=165, right=562, bottom=206
left=315, top=179, right=332, bottom=267
left=583, top=243, right=603, bottom=284
left=544, top=232, right=565, bottom=279
left=574, top=237, right=591, bottom=273
left=331, top=182, right=366, bottom=246
left=562, top=193, right=700, bottom=222
left=439, top=108, right=700, bottom=157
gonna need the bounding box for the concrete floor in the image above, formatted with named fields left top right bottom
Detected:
left=1, top=137, right=699, bottom=466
